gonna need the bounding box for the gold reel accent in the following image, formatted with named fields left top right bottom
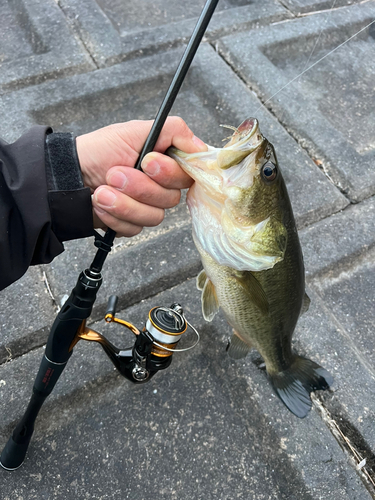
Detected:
left=69, top=316, right=140, bottom=352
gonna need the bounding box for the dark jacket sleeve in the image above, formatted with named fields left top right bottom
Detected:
left=0, top=125, right=94, bottom=291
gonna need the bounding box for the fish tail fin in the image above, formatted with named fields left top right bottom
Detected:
left=269, top=356, right=333, bottom=418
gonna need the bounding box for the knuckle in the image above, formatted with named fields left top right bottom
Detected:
left=170, top=116, right=190, bottom=136
left=115, top=201, right=133, bottom=220
left=173, top=190, right=181, bottom=205
left=156, top=209, right=165, bottom=225
left=128, top=225, right=143, bottom=237
left=149, top=209, right=165, bottom=227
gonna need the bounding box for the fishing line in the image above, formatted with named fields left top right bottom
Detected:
left=298, top=0, right=337, bottom=76
left=254, top=17, right=375, bottom=114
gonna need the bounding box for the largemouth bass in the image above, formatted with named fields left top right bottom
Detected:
left=168, top=118, right=333, bottom=418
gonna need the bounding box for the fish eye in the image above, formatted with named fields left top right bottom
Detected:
left=261, top=162, right=277, bottom=183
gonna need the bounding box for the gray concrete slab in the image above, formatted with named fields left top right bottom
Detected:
left=300, top=195, right=375, bottom=280
left=0, top=0, right=95, bottom=93
left=57, top=0, right=291, bottom=67
left=0, top=279, right=371, bottom=498
left=0, top=267, right=56, bottom=364
left=306, top=253, right=375, bottom=452
left=296, top=196, right=375, bottom=479
left=297, top=283, right=375, bottom=472
left=216, top=2, right=375, bottom=202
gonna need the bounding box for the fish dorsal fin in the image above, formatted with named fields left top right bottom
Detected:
left=196, top=269, right=207, bottom=290
left=227, top=331, right=251, bottom=359
left=234, top=272, right=269, bottom=316
left=201, top=278, right=219, bottom=322
left=300, top=292, right=311, bottom=316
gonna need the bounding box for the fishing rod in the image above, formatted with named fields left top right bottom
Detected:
left=0, top=0, right=220, bottom=471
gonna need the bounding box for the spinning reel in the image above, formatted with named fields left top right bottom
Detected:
left=72, top=296, right=199, bottom=383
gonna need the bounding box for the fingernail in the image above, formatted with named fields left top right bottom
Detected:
left=142, top=158, right=160, bottom=176
left=108, top=171, right=128, bottom=190
left=95, top=188, right=116, bottom=208
left=192, top=135, right=207, bottom=151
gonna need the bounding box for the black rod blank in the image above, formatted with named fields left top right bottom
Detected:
left=133, top=0, right=220, bottom=170
left=92, top=0, right=220, bottom=270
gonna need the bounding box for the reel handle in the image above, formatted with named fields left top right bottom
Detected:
left=105, top=295, right=118, bottom=318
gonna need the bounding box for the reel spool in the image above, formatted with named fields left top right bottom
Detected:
left=147, top=304, right=199, bottom=357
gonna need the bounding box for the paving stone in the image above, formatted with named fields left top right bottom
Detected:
left=0, top=267, right=56, bottom=364
left=300, top=196, right=375, bottom=280
left=57, top=0, right=291, bottom=67
left=296, top=279, right=375, bottom=472
left=279, top=0, right=362, bottom=15
left=0, top=279, right=371, bottom=499
left=294, top=195, right=375, bottom=474
left=0, top=0, right=95, bottom=93
left=314, top=252, right=375, bottom=367
left=216, top=2, right=375, bottom=202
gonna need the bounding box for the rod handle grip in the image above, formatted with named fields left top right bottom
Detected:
left=0, top=436, right=30, bottom=471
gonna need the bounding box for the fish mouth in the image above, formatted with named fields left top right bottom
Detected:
left=222, top=117, right=260, bottom=150
left=168, top=117, right=263, bottom=194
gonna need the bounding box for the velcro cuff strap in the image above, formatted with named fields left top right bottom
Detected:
left=45, top=133, right=84, bottom=191
left=48, top=188, right=94, bottom=242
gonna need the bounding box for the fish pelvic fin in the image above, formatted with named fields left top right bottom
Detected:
left=269, top=356, right=333, bottom=418
left=201, top=278, right=219, bottom=322
left=227, top=331, right=251, bottom=359
left=300, top=292, right=311, bottom=316
left=196, top=269, right=207, bottom=291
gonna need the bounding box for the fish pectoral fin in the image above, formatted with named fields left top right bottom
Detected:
left=300, top=292, right=311, bottom=316
left=234, top=272, right=269, bottom=316
left=269, top=356, right=333, bottom=418
left=201, top=278, right=219, bottom=322
left=196, top=269, right=207, bottom=291
left=226, top=331, right=251, bottom=359
left=250, top=217, right=287, bottom=259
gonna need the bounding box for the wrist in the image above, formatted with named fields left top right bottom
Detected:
left=75, top=134, right=93, bottom=192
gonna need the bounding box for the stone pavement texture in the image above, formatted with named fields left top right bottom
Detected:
left=0, top=0, right=374, bottom=498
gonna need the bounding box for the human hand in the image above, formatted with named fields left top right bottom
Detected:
left=76, top=117, right=206, bottom=237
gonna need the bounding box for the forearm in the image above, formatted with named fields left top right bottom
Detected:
left=0, top=126, right=94, bottom=291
